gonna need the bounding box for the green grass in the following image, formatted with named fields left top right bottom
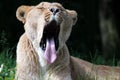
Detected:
left=71, top=50, right=120, bottom=66
left=0, top=48, right=16, bottom=80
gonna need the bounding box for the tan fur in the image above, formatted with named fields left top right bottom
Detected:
left=15, top=2, right=120, bottom=80
left=15, top=2, right=76, bottom=80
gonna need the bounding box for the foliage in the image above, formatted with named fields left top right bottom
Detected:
left=71, top=50, right=120, bottom=66
left=0, top=48, right=16, bottom=80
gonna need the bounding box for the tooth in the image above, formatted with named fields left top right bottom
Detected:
left=44, top=44, right=45, bottom=48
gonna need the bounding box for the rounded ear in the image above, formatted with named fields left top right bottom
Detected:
left=67, top=10, right=77, bottom=26
left=16, top=5, right=34, bottom=23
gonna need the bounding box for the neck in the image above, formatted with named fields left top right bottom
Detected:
left=38, top=44, right=70, bottom=78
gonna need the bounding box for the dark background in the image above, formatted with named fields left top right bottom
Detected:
left=0, top=0, right=120, bottom=64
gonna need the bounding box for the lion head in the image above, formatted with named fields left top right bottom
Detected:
left=16, top=2, right=77, bottom=64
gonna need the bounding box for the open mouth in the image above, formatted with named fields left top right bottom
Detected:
left=40, top=20, right=60, bottom=63
left=40, top=20, right=60, bottom=51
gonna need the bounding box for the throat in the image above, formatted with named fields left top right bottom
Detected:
left=38, top=44, right=70, bottom=79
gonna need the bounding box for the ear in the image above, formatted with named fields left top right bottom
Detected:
left=67, top=10, right=77, bottom=26
left=16, top=5, right=34, bottom=23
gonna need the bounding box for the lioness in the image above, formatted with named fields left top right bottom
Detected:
left=15, top=2, right=120, bottom=80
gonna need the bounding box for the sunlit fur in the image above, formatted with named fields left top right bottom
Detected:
left=15, top=2, right=77, bottom=80
left=15, top=2, right=120, bottom=80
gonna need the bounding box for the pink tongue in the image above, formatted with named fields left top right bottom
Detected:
left=44, top=38, right=57, bottom=63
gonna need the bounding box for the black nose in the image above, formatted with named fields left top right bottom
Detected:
left=50, top=8, right=59, bottom=15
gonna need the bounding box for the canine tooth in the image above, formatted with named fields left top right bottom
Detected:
left=44, top=44, right=46, bottom=47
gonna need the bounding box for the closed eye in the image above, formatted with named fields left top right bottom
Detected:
left=59, top=8, right=65, bottom=12
left=37, top=7, right=45, bottom=10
